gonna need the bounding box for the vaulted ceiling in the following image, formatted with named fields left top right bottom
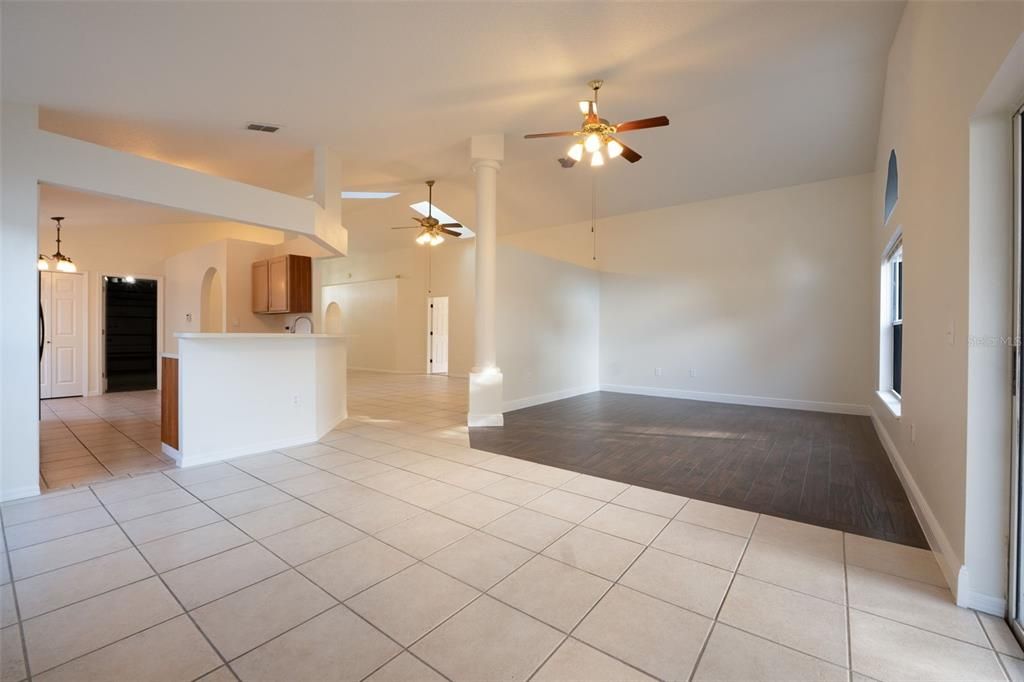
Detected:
left=3, top=1, right=904, bottom=253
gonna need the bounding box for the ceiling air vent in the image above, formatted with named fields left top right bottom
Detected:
left=246, top=122, right=280, bottom=133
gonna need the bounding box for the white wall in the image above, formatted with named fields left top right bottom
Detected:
left=869, top=1, right=1024, bottom=611
left=496, top=245, right=600, bottom=409
left=320, top=238, right=601, bottom=406
left=1, top=103, right=345, bottom=500
left=322, top=278, right=400, bottom=371
left=320, top=241, right=476, bottom=375
left=507, top=175, right=874, bottom=411
left=164, top=240, right=227, bottom=354
left=36, top=220, right=284, bottom=393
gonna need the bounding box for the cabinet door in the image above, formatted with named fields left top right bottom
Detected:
left=252, top=260, right=269, bottom=313
left=268, top=255, right=289, bottom=312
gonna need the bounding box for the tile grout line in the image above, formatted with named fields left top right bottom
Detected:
left=70, top=485, right=236, bottom=678
left=0, top=505, right=35, bottom=682
left=22, top=469, right=932, bottom=673
left=685, top=512, right=757, bottom=682
left=15, top=379, right=1003, bottom=679
left=974, top=609, right=1014, bottom=682
left=844, top=530, right=854, bottom=681
left=40, top=392, right=167, bottom=490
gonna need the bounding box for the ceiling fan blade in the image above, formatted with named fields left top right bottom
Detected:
left=613, top=138, right=642, bottom=163
left=440, top=228, right=461, bottom=237
left=440, top=223, right=462, bottom=228
left=390, top=226, right=420, bottom=230
left=558, top=157, right=577, bottom=168
left=614, top=116, right=670, bottom=132
left=524, top=131, right=577, bottom=139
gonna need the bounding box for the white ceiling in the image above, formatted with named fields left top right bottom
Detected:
left=3, top=1, right=904, bottom=254
left=38, top=185, right=216, bottom=230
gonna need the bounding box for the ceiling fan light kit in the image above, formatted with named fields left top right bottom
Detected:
left=524, top=80, right=669, bottom=168
left=388, top=180, right=462, bottom=246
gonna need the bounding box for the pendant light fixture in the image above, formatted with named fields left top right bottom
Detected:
left=38, top=217, right=76, bottom=272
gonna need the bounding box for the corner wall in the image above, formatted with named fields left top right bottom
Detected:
left=320, top=239, right=601, bottom=407
left=868, top=1, right=1024, bottom=611
left=507, top=174, right=875, bottom=413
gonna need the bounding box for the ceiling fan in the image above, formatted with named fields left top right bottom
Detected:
left=524, top=80, right=670, bottom=168
left=390, top=180, right=462, bottom=246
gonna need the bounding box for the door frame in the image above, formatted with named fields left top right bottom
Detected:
left=38, top=269, right=89, bottom=400
left=97, top=273, right=164, bottom=394
left=1009, top=105, right=1023, bottom=639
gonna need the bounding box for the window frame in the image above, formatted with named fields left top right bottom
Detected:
left=889, top=243, right=903, bottom=397
left=878, top=234, right=904, bottom=416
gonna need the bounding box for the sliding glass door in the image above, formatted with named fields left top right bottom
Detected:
left=1010, top=107, right=1024, bottom=640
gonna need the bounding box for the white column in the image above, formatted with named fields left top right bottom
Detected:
left=468, top=135, right=504, bottom=427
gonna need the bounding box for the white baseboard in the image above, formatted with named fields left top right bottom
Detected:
left=600, top=384, right=871, bottom=416
left=1, top=484, right=42, bottom=502
left=956, top=565, right=1007, bottom=615
left=503, top=385, right=599, bottom=413
left=868, top=409, right=999, bottom=611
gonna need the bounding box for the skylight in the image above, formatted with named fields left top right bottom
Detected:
left=342, top=191, right=399, bottom=199
left=409, top=201, right=475, bottom=238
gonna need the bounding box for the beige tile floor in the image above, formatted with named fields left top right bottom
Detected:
left=39, top=391, right=172, bottom=490
left=1, top=371, right=1018, bottom=681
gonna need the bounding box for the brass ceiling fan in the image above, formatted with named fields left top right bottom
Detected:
left=390, top=180, right=462, bottom=246
left=524, top=80, right=670, bottom=168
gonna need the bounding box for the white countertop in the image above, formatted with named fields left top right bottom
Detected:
left=175, top=333, right=347, bottom=339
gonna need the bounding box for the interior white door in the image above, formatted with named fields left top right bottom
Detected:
left=39, top=273, right=52, bottom=399
left=41, top=271, right=86, bottom=398
left=428, top=296, right=449, bottom=375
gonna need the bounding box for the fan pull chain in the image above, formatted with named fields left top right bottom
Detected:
left=591, top=174, right=598, bottom=261
left=427, top=246, right=432, bottom=294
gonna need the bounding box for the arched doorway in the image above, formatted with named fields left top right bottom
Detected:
left=200, top=267, right=224, bottom=333
left=324, top=301, right=343, bottom=335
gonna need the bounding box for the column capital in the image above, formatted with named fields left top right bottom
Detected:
left=471, top=158, right=502, bottom=173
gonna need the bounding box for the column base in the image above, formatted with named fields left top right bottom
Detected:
left=468, top=367, right=504, bottom=427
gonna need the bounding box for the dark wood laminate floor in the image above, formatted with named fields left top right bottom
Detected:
left=470, top=391, right=928, bottom=548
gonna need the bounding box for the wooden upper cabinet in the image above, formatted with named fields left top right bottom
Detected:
left=268, top=256, right=289, bottom=312
left=252, top=254, right=312, bottom=314
left=252, top=260, right=269, bottom=313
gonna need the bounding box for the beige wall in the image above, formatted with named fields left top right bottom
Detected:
left=508, top=174, right=875, bottom=410
left=869, top=1, right=1024, bottom=609
left=37, top=220, right=284, bottom=394
left=496, top=245, right=600, bottom=406
left=320, top=241, right=477, bottom=375
left=321, top=238, right=601, bottom=405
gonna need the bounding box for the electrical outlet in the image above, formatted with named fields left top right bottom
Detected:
left=689, top=368, right=697, bottom=378
left=185, top=313, right=192, bottom=323
left=293, top=395, right=300, bottom=406
left=655, top=367, right=663, bottom=377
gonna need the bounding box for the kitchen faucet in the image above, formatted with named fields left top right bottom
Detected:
left=290, top=316, right=313, bottom=334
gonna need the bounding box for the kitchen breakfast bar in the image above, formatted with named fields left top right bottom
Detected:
left=160, top=333, right=348, bottom=467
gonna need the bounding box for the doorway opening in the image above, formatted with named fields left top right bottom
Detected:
left=427, top=296, right=449, bottom=374
left=104, top=276, right=158, bottom=392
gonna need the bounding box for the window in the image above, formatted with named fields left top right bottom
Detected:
left=888, top=242, right=903, bottom=395
left=884, top=150, right=899, bottom=224
left=878, top=237, right=904, bottom=413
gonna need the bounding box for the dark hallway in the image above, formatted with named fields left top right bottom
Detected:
left=104, top=277, right=158, bottom=392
